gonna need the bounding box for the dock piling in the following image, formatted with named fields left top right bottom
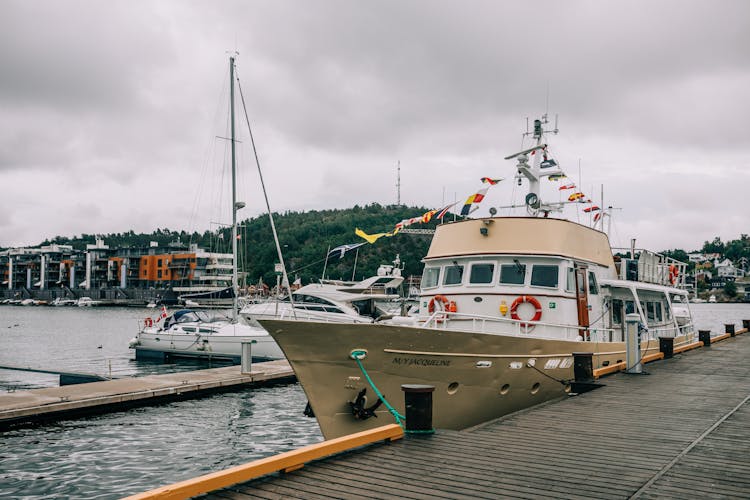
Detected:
left=401, top=384, right=435, bottom=434
left=698, top=330, right=711, bottom=346
left=725, top=324, right=736, bottom=337
left=240, top=340, right=257, bottom=375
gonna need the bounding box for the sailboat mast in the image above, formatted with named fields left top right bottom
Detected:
left=230, top=56, right=238, bottom=321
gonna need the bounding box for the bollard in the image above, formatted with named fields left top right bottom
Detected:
left=240, top=340, right=257, bottom=374
left=743, top=319, right=750, bottom=331
left=401, top=384, right=435, bottom=434
left=572, top=352, right=594, bottom=382
left=659, top=337, right=674, bottom=359
left=625, top=313, right=642, bottom=374
left=698, top=330, right=711, bottom=346
left=725, top=324, right=736, bottom=337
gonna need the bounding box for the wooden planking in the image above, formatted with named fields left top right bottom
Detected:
left=199, top=334, right=750, bottom=500
left=0, top=360, right=294, bottom=428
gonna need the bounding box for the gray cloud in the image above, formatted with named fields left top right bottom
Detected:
left=1, top=0, right=749, bottom=250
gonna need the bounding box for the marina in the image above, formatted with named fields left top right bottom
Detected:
left=131, top=326, right=750, bottom=499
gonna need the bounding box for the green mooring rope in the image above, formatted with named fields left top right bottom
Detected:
left=350, top=350, right=406, bottom=427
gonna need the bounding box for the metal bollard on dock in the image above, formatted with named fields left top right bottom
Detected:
left=572, top=352, right=594, bottom=382
left=401, top=384, right=435, bottom=434
left=240, top=340, right=257, bottom=375
left=725, top=324, right=736, bottom=337
left=743, top=319, right=750, bottom=331
left=698, top=330, right=711, bottom=347
left=659, top=337, right=674, bottom=359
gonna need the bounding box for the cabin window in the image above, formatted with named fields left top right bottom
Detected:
left=530, top=265, right=559, bottom=288
left=500, top=264, right=526, bottom=285
left=469, top=263, right=495, bottom=284
left=611, top=299, right=623, bottom=325
left=565, top=268, right=575, bottom=292
left=655, top=302, right=663, bottom=322
left=422, top=267, right=440, bottom=289
left=625, top=300, right=636, bottom=314
left=588, top=272, right=599, bottom=295
left=663, top=298, right=671, bottom=320
left=443, top=264, right=464, bottom=286
left=646, top=302, right=656, bottom=323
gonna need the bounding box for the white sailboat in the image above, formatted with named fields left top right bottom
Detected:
left=130, top=56, right=283, bottom=363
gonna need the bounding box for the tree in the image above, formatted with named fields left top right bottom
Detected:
left=724, top=280, right=737, bottom=298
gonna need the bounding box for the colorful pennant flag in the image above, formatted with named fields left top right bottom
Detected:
left=436, top=202, right=457, bottom=220
left=461, top=187, right=489, bottom=216
left=355, top=228, right=397, bottom=244
left=480, top=177, right=503, bottom=185
left=421, top=209, right=437, bottom=224
left=583, top=206, right=601, bottom=213
left=593, top=212, right=602, bottom=222
left=559, top=183, right=576, bottom=190
left=547, top=173, right=567, bottom=181
left=568, top=192, right=585, bottom=202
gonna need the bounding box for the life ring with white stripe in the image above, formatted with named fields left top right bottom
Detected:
left=510, top=295, right=542, bottom=329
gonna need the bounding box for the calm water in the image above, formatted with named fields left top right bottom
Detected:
left=0, top=307, right=322, bottom=499
left=0, top=303, right=748, bottom=499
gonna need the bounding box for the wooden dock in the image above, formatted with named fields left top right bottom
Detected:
left=0, top=360, right=294, bottom=429
left=133, top=328, right=749, bottom=499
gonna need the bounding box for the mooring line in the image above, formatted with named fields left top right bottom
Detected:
left=630, top=393, right=750, bottom=499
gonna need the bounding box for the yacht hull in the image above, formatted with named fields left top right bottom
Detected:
left=263, top=319, right=690, bottom=440
left=134, top=331, right=283, bottom=363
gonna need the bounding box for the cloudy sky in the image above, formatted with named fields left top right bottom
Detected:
left=1, top=0, right=748, bottom=252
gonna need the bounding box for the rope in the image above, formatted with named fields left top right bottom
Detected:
left=350, top=350, right=405, bottom=427
left=526, top=360, right=571, bottom=386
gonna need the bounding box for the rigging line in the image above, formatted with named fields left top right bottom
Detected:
left=289, top=255, right=329, bottom=274
left=235, top=70, right=297, bottom=319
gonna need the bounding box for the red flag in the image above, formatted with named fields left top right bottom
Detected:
left=583, top=206, right=600, bottom=213
left=559, top=184, right=576, bottom=191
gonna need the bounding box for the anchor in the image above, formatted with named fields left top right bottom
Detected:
left=348, top=388, right=383, bottom=420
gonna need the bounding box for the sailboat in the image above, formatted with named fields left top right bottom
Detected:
left=261, top=115, right=697, bottom=439
left=129, top=56, right=283, bottom=363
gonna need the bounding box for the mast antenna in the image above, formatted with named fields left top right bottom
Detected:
left=396, top=160, right=401, bottom=205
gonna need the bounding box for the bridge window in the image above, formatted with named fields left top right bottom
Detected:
left=531, top=265, right=559, bottom=288
left=443, top=264, right=464, bottom=286
left=566, top=268, right=575, bottom=292
left=500, top=264, right=525, bottom=285
left=422, top=267, right=440, bottom=289
left=469, top=263, right=495, bottom=284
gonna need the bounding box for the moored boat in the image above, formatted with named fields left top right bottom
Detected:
left=261, top=115, right=696, bottom=440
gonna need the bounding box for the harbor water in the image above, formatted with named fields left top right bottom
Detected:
left=1, top=303, right=749, bottom=499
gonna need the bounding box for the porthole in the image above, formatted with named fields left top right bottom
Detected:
left=500, top=384, right=510, bottom=395
left=531, top=382, right=541, bottom=394
left=602, top=360, right=610, bottom=367
left=447, top=382, right=459, bottom=395
left=474, top=296, right=483, bottom=303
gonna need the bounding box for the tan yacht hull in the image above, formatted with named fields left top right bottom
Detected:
left=263, top=320, right=689, bottom=440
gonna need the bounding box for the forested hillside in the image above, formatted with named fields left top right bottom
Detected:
left=41, top=204, right=441, bottom=285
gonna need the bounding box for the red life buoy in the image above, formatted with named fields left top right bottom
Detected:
left=428, top=295, right=450, bottom=313
left=668, top=265, right=679, bottom=285
left=510, top=295, right=543, bottom=329
left=144, top=317, right=153, bottom=328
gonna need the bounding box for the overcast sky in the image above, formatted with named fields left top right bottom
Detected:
left=1, top=0, right=749, bottom=253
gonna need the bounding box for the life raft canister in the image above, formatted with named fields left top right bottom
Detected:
left=510, top=295, right=543, bottom=329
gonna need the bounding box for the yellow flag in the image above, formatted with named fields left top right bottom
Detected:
left=355, top=228, right=387, bottom=244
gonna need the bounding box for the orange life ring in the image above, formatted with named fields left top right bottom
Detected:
left=668, top=265, right=679, bottom=285
left=428, top=294, right=450, bottom=313
left=144, top=317, right=153, bottom=328
left=510, top=295, right=543, bottom=328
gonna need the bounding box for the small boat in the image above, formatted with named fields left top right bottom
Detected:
left=708, top=294, right=717, bottom=303
left=51, top=298, right=78, bottom=307
left=240, top=260, right=405, bottom=324
left=261, top=115, right=697, bottom=440
left=130, top=308, right=282, bottom=362
left=77, top=297, right=103, bottom=307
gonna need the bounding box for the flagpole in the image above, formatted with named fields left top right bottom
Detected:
left=351, top=247, right=360, bottom=281
left=321, top=245, right=331, bottom=281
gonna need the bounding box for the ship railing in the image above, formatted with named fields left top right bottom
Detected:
left=612, top=247, right=689, bottom=289
left=421, top=311, right=617, bottom=341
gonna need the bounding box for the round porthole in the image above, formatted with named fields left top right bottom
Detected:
left=447, top=382, right=459, bottom=395
left=500, top=384, right=510, bottom=395
left=531, top=382, right=541, bottom=394
left=474, top=296, right=483, bottom=303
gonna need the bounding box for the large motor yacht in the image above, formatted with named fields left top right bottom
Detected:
left=261, top=116, right=696, bottom=440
